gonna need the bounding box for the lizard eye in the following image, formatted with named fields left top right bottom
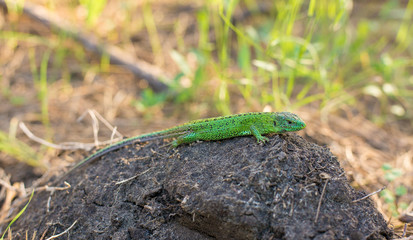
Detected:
left=287, top=120, right=292, bottom=125
left=273, top=121, right=277, bottom=127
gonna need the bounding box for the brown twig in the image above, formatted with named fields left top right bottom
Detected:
left=19, top=109, right=124, bottom=151
left=45, top=219, right=78, bottom=240
left=115, top=167, right=152, bottom=185
left=0, top=0, right=169, bottom=93
left=352, top=186, right=386, bottom=203
left=314, top=173, right=331, bottom=223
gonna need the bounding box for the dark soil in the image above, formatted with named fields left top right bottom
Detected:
left=8, top=134, right=392, bottom=239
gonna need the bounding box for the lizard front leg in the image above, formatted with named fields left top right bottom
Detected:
left=250, top=125, right=269, bottom=143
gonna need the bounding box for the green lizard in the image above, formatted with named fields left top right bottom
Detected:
left=57, top=112, right=305, bottom=182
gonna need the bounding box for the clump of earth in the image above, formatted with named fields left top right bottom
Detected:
left=7, top=134, right=392, bottom=239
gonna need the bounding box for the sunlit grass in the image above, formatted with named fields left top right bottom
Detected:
left=79, top=0, right=108, bottom=26
left=29, top=49, right=52, bottom=131
left=143, top=0, right=164, bottom=67
left=0, top=130, right=44, bottom=169
left=3, top=0, right=410, bottom=121
left=0, top=0, right=411, bottom=155
left=198, top=0, right=411, bottom=120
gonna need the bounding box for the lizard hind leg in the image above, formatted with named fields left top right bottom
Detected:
left=171, top=132, right=198, bottom=147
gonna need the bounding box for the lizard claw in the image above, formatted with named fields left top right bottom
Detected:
left=257, top=136, right=269, bottom=144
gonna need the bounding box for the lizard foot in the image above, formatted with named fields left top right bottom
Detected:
left=256, top=136, right=269, bottom=144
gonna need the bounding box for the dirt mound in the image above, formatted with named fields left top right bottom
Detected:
left=8, top=134, right=392, bottom=239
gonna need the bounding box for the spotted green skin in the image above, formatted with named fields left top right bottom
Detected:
left=170, top=111, right=305, bottom=146
left=60, top=112, right=305, bottom=180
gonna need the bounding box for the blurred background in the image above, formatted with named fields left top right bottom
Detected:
left=0, top=0, right=412, bottom=236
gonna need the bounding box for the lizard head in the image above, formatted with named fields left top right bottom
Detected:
left=272, top=112, right=306, bottom=133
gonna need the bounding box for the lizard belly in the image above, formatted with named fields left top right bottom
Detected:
left=196, top=128, right=251, bottom=141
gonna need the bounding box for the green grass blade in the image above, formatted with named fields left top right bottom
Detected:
left=143, top=0, right=163, bottom=66
left=79, top=0, right=108, bottom=26
left=39, top=50, right=51, bottom=128
left=0, top=130, right=44, bottom=169
left=0, top=190, right=35, bottom=240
